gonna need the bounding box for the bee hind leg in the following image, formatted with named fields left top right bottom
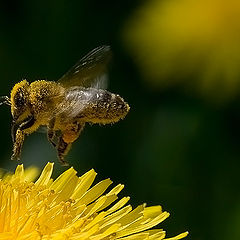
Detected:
left=56, top=121, right=85, bottom=166
left=57, top=138, right=72, bottom=166
left=47, top=118, right=58, bottom=147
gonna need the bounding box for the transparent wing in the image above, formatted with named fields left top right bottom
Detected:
left=54, top=87, right=98, bottom=119
left=58, top=45, right=111, bottom=89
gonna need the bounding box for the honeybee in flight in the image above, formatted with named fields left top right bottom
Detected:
left=0, top=46, right=130, bottom=165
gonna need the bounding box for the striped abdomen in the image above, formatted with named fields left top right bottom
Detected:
left=75, top=88, right=130, bottom=124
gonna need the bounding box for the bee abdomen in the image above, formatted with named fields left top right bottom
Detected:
left=104, top=93, right=130, bottom=123
left=82, top=90, right=130, bottom=124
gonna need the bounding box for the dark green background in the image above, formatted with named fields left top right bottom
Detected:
left=0, top=1, right=239, bottom=240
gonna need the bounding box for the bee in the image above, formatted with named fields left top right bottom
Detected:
left=0, top=46, right=130, bottom=165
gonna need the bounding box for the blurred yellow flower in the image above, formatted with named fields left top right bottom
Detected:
left=0, top=163, right=188, bottom=240
left=124, top=0, right=240, bottom=102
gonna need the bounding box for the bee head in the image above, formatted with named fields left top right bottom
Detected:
left=10, top=80, right=31, bottom=122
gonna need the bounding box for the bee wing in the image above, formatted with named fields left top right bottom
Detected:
left=54, top=87, right=97, bottom=119
left=58, top=45, right=111, bottom=89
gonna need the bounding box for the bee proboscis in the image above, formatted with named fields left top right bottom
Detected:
left=0, top=46, right=130, bottom=165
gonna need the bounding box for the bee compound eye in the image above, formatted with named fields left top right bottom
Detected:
left=14, top=91, right=25, bottom=108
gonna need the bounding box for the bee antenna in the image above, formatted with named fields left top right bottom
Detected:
left=0, top=96, right=10, bottom=106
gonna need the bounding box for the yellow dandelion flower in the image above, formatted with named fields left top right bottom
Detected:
left=0, top=163, right=188, bottom=240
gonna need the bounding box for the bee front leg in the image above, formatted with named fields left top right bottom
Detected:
left=11, top=129, right=25, bottom=160
left=11, top=116, right=35, bottom=160
left=57, top=121, right=85, bottom=166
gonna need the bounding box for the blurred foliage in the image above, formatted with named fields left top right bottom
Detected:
left=124, top=0, right=240, bottom=103
left=0, top=1, right=239, bottom=240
